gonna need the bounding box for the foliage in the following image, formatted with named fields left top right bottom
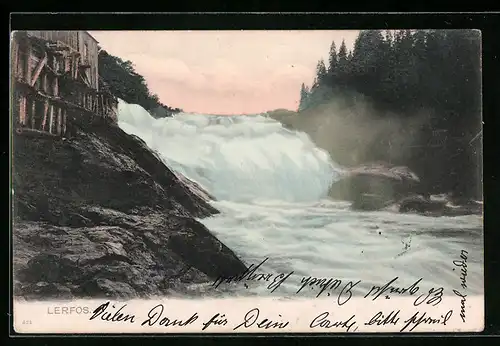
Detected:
left=299, top=30, right=482, bottom=199
left=98, top=50, right=183, bottom=117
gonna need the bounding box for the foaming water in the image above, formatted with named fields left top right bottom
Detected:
left=203, top=199, right=483, bottom=296
left=117, top=99, right=483, bottom=297
left=117, top=100, right=340, bottom=203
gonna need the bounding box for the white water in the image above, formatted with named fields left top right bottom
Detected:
left=117, top=99, right=484, bottom=297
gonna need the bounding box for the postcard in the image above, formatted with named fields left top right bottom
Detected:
left=11, top=29, right=483, bottom=334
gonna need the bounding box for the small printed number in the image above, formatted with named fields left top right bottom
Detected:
left=22, top=320, right=32, bottom=325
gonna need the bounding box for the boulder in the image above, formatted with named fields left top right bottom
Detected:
left=329, top=162, right=421, bottom=205
left=442, top=201, right=483, bottom=217
left=351, top=193, right=395, bottom=211
left=399, top=195, right=447, bottom=214
left=398, top=195, right=482, bottom=217
left=328, top=162, right=483, bottom=217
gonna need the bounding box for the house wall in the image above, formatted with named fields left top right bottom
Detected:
left=12, top=31, right=116, bottom=138
left=26, top=31, right=80, bottom=52
left=25, top=31, right=99, bottom=91
left=78, top=32, right=99, bottom=91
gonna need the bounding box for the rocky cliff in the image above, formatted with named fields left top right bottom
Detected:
left=12, top=120, right=247, bottom=300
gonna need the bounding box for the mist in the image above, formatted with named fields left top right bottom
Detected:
left=268, top=92, right=432, bottom=169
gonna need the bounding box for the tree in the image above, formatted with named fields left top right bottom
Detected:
left=337, top=40, right=349, bottom=85
left=299, top=83, right=310, bottom=111
left=327, top=41, right=338, bottom=84
left=98, top=49, right=181, bottom=117
left=348, top=30, right=386, bottom=96
left=300, top=84, right=333, bottom=111
left=297, top=29, right=482, bottom=199
left=315, top=59, right=328, bottom=85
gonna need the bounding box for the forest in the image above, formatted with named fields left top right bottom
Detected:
left=97, top=49, right=183, bottom=118
left=299, top=30, right=482, bottom=200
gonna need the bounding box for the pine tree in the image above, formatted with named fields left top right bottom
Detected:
left=315, top=59, right=328, bottom=85
left=327, top=41, right=338, bottom=84
left=299, top=83, right=310, bottom=111
left=338, top=40, right=348, bottom=67
left=337, top=40, right=349, bottom=85
left=296, top=29, right=482, bottom=199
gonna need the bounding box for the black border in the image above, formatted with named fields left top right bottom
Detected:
left=8, top=12, right=500, bottom=30
left=7, top=12, right=500, bottom=343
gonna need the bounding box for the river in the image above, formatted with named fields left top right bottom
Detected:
left=116, top=99, right=484, bottom=298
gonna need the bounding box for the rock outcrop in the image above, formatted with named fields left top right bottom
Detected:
left=328, top=162, right=482, bottom=217
left=12, top=120, right=247, bottom=300
left=398, top=195, right=483, bottom=217
left=174, top=172, right=217, bottom=202
left=329, top=162, right=421, bottom=204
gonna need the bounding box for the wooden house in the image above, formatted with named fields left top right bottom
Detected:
left=11, top=30, right=118, bottom=137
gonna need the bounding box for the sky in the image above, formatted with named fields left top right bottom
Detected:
left=90, top=30, right=359, bottom=115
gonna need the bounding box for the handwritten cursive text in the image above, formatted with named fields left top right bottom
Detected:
left=452, top=249, right=468, bottom=322
left=365, top=310, right=400, bottom=326
left=233, top=308, right=289, bottom=331
left=212, top=258, right=293, bottom=293
left=89, top=302, right=135, bottom=323
left=364, top=277, right=421, bottom=301
left=400, top=310, right=453, bottom=332
left=310, top=312, right=358, bottom=332
left=141, top=304, right=198, bottom=327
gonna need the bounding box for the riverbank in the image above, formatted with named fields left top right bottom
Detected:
left=12, top=119, right=247, bottom=300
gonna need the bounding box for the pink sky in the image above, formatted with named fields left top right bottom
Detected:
left=90, top=30, right=359, bottom=115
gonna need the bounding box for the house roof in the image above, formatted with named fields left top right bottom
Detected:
left=83, top=31, right=99, bottom=44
